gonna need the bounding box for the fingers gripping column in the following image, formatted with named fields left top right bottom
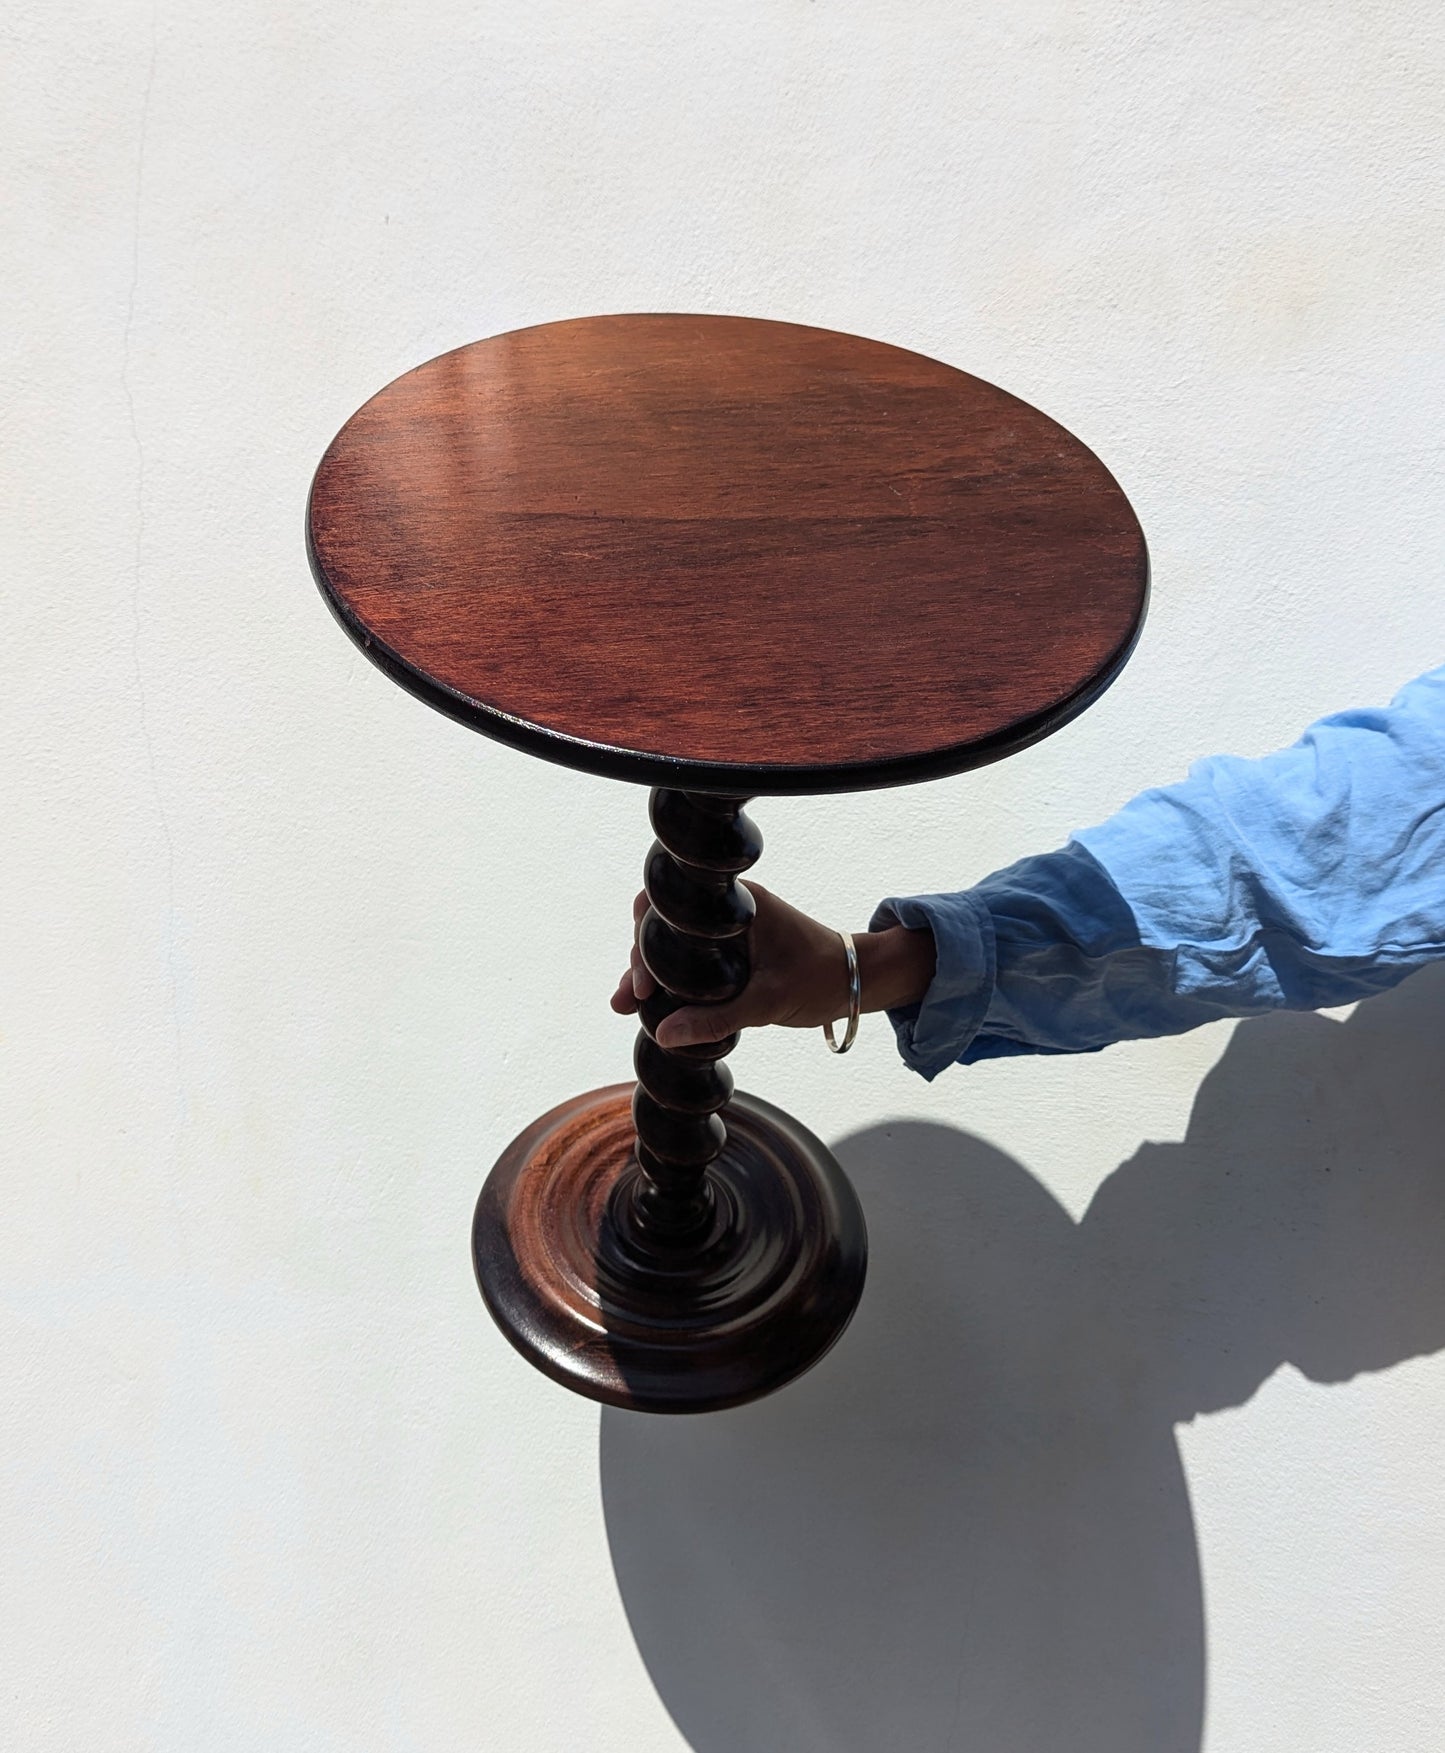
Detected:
left=628, top=790, right=761, bottom=1249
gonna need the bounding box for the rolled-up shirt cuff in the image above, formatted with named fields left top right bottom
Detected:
left=868, top=890, right=997, bottom=1080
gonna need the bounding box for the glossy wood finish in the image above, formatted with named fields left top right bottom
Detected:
left=308, top=314, right=1148, bottom=795
left=624, top=790, right=758, bottom=1249
left=474, top=1085, right=867, bottom=1413
left=312, top=314, right=1147, bottom=1412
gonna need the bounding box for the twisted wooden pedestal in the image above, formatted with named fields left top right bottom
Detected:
left=307, top=314, right=1147, bottom=1414
left=474, top=791, right=866, bottom=1410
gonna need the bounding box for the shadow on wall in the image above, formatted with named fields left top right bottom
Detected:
left=601, top=963, right=1445, bottom=1753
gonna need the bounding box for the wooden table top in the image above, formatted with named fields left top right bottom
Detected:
left=307, top=314, right=1147, bottom=794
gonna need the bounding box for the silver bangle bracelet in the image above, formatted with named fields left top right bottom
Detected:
left=823, top=929, right=861, bottom=1054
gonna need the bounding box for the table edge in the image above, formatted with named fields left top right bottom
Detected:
left=306, top=497, right=1149, bottom=796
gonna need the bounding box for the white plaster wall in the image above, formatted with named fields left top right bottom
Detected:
left=5, top=2, right=1445, bottom=1747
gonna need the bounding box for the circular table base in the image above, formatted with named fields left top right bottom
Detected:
left=473, top=1084, right=868, bottom=1413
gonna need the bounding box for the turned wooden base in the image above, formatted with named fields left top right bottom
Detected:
left=473, top=1085, right=867, bottom=1413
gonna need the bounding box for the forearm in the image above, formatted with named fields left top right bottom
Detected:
left=875, top=663, right=1445, bottom=1079
left=855, top=924, right=936, bottom=1015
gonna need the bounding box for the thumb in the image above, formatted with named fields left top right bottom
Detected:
left=655, top=999, right=749, bottom=1050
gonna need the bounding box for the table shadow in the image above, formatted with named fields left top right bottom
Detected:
left=600, top=963, right=1445, bottom=1753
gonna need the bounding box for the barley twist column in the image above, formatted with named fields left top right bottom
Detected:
left=464, top=783, right=865, bottom=1411
left=614, top=789, right=760, bottom=1254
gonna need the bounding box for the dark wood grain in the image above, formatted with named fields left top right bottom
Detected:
left=308, top=314, right=1147, bottom=795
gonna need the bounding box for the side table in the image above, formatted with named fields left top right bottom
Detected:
left=307, top=314, right=1147, bottom=1413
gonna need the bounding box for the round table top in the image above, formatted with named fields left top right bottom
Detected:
left=308, top=314, right=1147, bottom=795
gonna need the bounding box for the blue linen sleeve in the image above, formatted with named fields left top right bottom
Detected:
left=872, top=664, right=1445, bottom=1080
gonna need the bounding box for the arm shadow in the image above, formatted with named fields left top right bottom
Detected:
left=601, top=962, right=1445, bottom=1753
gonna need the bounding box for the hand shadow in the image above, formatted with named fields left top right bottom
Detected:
left=601, top=962, right=1445, bottom=1753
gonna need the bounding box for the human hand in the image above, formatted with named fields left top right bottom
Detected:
left=609, top=881, right=935, bottom=1050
